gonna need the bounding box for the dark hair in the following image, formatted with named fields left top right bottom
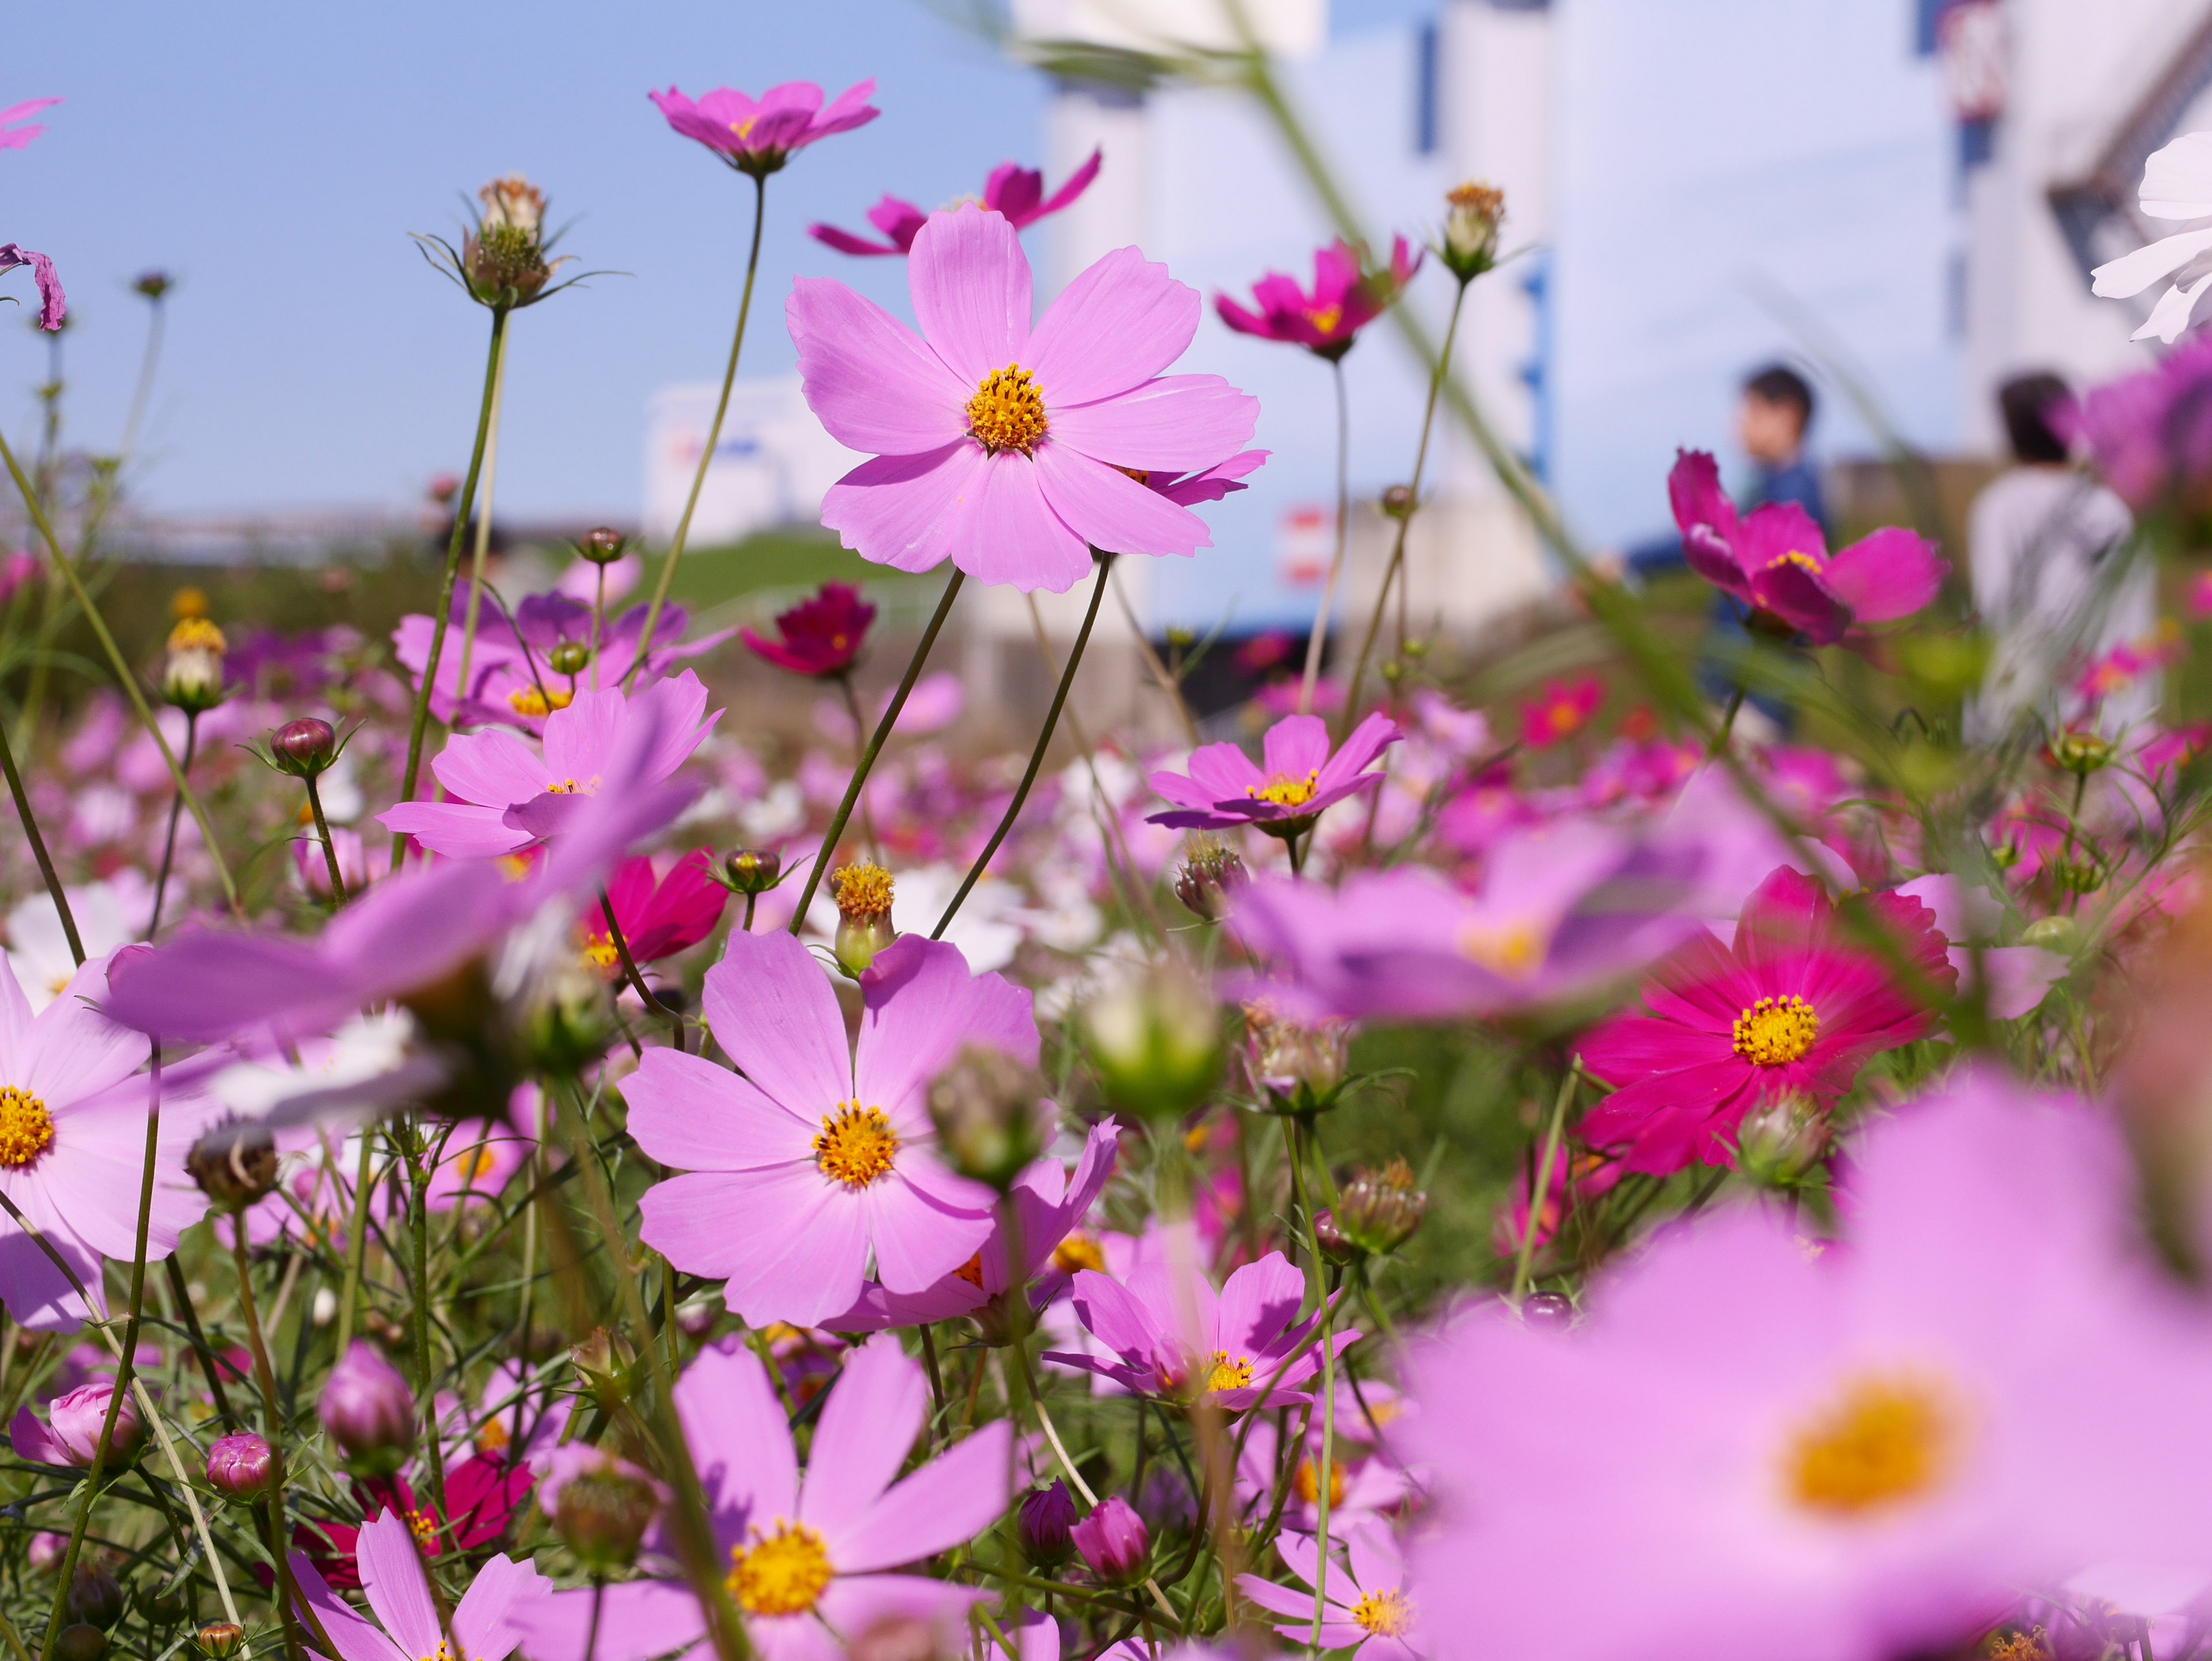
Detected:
left=1998, top=372, right=2072, bottom=464
left=1742, top=364, right=1815, bottom=432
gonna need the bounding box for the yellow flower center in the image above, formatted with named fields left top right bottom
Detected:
left=1246, top=770, right=1319, bottom=809
left=726, top=1520, right=835, bottom=1616
left=831, top=860, right=895, bottom=919
left=1459, top=920, right=1542, bottom=979
left=1352, top=1590, right=1411, bottom=1638
left=417, top=1644, right=480, bottom=1661
left=448, top=1145, right=501, bottom=1182
left=1293, top=1456, right=1346, bottom=1509
left=1732, top=996, right=1820, bottom=1067
left=408, top=1507, right=439, bottom=1548
left=1307, top=305, right=1344, bottom=335
left=1205, top=1351, right=1254, bottom=1393
left=952, top=1253, right=986, bottom=1289
left=815, top=1103, right=899, bottom=1189
left=474, top=1418, right=510, bottom=1457
left=1766, top=550, right=1824, bottom=578
left=166, top=616, right=227, bottom=654
left=509, top=685, right=574, bottom=717
left=1988, top=1631, right=2052, bottom=1661
left=0, top=1088, right=55, bottom=1169
left=582, top=937, right=622, bottom=975
left=1547, top=702, right=1584, bottom=736
left=545, top=776, right=594, bottom=795
left=1786, top=1374, right=1958, bottom=1516
left=1052, top=1233, right=1105, bottom=1275
left=966, top=364, right=1048, bottom=455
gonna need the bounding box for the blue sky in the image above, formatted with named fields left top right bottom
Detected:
left=0, top=0, right=1432, bottom=521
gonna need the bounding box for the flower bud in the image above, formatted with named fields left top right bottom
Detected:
left=572, top=1326, right=639, bottom=1414
left=1521, top=1292, right=1575, bottom=1331
left=205, top=1431, right=275, bottom=1498
left=67, top=1561, right=124, bottom=1630
left=1734, top=1096, right=1828, bottom=1185
left=1080, top=958, right=1223, bottom=1121
left=722, top=847, right=782, bottom=895
left=194, top=1625, right=244, bottom=1661
left=30, top=1382, right=145, bottom=1466
left=186, top=1118, right=280, bottom=1209
left=2022, top=914, right=2081, bottom=954
left=927, top=1043, right=1051, bottom=1192
left=268, top=717, right=338, bottom=778
left=577, top=525, right=631, bottom=564
left=831, top=860, right=897, bottom=979
left=28, top=1531, right=66, bottom=1574
left=1331, top=1158, right=1427, bottom=1255
left=133, top=270, right=173, bottom=301
left=54, top=1627, right=106, bottom=1661
left=318, top=1341, right=416, bottom=1475
left=548, top=641, right=591, bottom=678
left=162, top=616, right=227, bottom=713
left=464, top=173, right=552, bottom=305
left=1172, top=839, right=1246, bottom=923
left=131, top=1576, right=188, bottom=1626
left=2047, top=729, right=2115, bottom=774
left=1440, top=180, right=1505, bottom=281
left=1019, top=1481, right=1078, bottom=1567
left=1310, top=1208, right=1358, bottom=1266
left=1243, top=1005, right=1351, bottom=1111
left=1069, top=1494, right=1149, bottom=1583
left=554, top=1459, right=662, bottom=1574
left=1380, top=484, right=1416, bottom=520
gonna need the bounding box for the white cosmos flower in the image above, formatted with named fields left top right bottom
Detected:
left=2092, top=131, right=2212, bottom=342
left=5, top=873, right=153, bottom=1011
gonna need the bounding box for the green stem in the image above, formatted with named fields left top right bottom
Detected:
left=1285, top=1121, right=1337, bottom=1647
left=335, top=1126, right=377, bottom=1354
left=631, top=172, right=768, bottom=682
left=228, top=1212, right=310, bottom=1661
left=454, top=326, right=512, bottom=702
left=0, top=712, right=81, bottom=964
left=164, top=1255, right=236, bottom=1426
left=933, top=555, right=1113, bottom=939
left=789, top=569, right=966, bottom=933
left=600, top=890, right=684, bottom=1053
left=1710, top=684, right=1747, bottom=756
left=1512, top=1064, right=1580, bottom=1303
left=305, top=774, right=347, bottom=905
left=407, top=1125, right=449, bottom=1521
left=146, top=712, right=199, bottom=937
left=1296, top=357, right=1350, bottom=714
left=392, top=307, right=510, bottom=872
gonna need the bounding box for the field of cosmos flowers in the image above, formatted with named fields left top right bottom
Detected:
left=12, top=39, right=2212, bottom=1661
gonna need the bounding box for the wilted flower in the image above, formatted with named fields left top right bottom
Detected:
left=185, top=1118, right=279, bottom=1208
left=1440, top=180, right=1505, bottom=282
left=204, top=1431, right=274, bottom=1498
left=479, top=172, right=544, bottom=234
left=1019, top=1481, right=1078, bottom=1567
left=318, top=1341, right=415, bottom=1475
left=161, top=616, right=226, bottom=713
left=1070, top=1495, right=1149, bottom=1583
left=551, top=1450, right=662, bottom=1574
left=1331, top=1157, right=1428, bottom=1256
left=830, top=858, right=897, bottom=978
left=1080, top=956, right=1223, bottom=1121
left=0, top=244, right=65, bottom=332
left=418, top=172, right=576, bottom=313
left=1242, top=1004, right=1351, bottom=1112
left=1173, top=839, right=1247, bottom=922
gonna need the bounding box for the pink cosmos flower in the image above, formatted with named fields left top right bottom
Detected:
left=1147, top=712, right=1401, bottom=837
left=789, top=203, right=1261, bottom=594
left=0, top=98, right=60, bottom=152
left=1404, top=1070, right=2212, bottom=1661
left=1574, top=866, right=1956, bottom=1176
left=824, top=1119, right=1120, bottom=1331
left=1238, top=1523, right=1423, bottom=1661
left=378, top=673, right=718, bottom=860
left=1894, top=874, right=2066, bottom=1024
left=649, top=80, right=879, bottom=176
left=581, top=850, right=728, bottom=974
left=11, top=1379, right=143, bottom=1466
left=1216, top=237, right=1423, bottom=359
left=296, top=1456, right=536, bottom=1591
left=810, top=149, right=1103, bottom=256
left=628, top=930, right=1029, bottom=1326
left=290, top=1508, right=548, bottom=1661
left=1666, top=449, right=1946, bottom=645
left=1045, top=1244, right=1355, bottom=1411
left=1233, top=1421, right=1408, bottom=1536
left=742, top=582, right=876, bottom=677
left=508, top=1334, right=1009, bottom=1661
left=2062, top=337, right=2212, bottom=512
left=0, top=244, right=64, bottom=332
left=1519, top=676, right=1601, bottom=750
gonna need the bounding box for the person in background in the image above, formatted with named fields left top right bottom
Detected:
left=1963, top=372, right=2150, bottom=743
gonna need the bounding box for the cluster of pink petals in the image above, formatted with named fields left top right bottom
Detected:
left=0, top=244, right=64, bottom=332
left=1406, top=1070, right=2212, bottom=1661
left=0, top=97, right=59, bottom=152
left=1233, top=1417, right=1408, bottom=1536
left=583, top=850, right=728, bottom=967
left=1148, top=712, right=1401, bottom=834
left=810, top=148, right=1103, bottom=256
left=510, top=1335, right=1007, bottom=1661
left=790, top=203, right=1262, bottom=593
left=1216, top=236, right=1422, bottom=356
left=649, top=79, right=878, bottom=173
left=1520, top=676, right=1602, bottom=751
left=291, top=1508, right=548, bottom=1661
left=628, top=929, right=1031, bottom=1326
left=1240, top=1524, right=1424, bottom=1661
left=1668, top=450, right=1946, bottom=645
left=741, top=581, right=876, bottom=678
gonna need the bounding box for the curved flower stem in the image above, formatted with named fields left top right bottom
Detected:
left=1296, top=357, right=1350, bottom=716
left=1511, top=1063, right=1581, bottom=1304
left=0, top=713, right=81, bottom=964
left=119, top=290, right=168, bottom=464
left=1339, top=279, right=1468, bottom=738
left=406, top=1124, right=449, bottom=1520
left=836, top=673, right=882, bottom=858
left=600, top=890, right=685, bottom=1053
left=304, top=773, right=347, bottom=906
left=632, top=172, right=769, bottom=682
left=335, top=1126, right=378, bottom=1354
left=228, top=1209, right=313, bottom=1661
left=1710, top=684, right=1747, bottom=756
left=933, top=556, right=1114, bottom=939
left=0, top=425, right=238, bottom=910
left=392, top=307, right=510, bottom=873
left=1284, top=1120, right=1338, bottom=1648
left=454, top=324, right=512, bottom=701
left=147, top=712, right=200, bottom=936
left=789, top=569, right=967, bottom=933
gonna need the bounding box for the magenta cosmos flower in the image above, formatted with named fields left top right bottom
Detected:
left=509, top=1334, right=1009, bottom=1661
left=1574, top=865, right=1955, bottom=1175
left=1148, top=712, right=1401, bottom=838
left=379, top=672, right=718, bottom=860
left=810, top=149, right=1103, bottom=256
left=291, top=1508, right=549, bottom=1661
left=1216, top=236, right=1422, bottom=360
left=649, top=79, right=878, bottom=176
left=1238, top=1524, right=1423, bottom=1661
left=789, top=203, right=1261, bottom=593
left=0, top=97, right=60, bottom=153
left=2062, top=335, right=2212, bottom=512
left=1404, top=1070, right=2212, bottom=1661
left=1668, top=449, right=1946, bottom=645
left=0, top=951, right=213, bottom=1330
left=741, top=581, right=876, bottom=677
left=628, top=929, right=1031, bottom=1326
left=0, top=244, right=63, bottom=332
left=1046, top=1243, right=1355, bottom=1412
left=1519, top=675, right=1601, bottom=750
left=580, top=850, right=726, bottom=977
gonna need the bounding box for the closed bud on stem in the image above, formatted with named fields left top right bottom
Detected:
left=831, top=860, right=897, bottom=979
left=28, top=1531, right=66, bottom=1574
left=268, top=717, right=338, bottom=779
left=2048, top=730, right=2115, bottom=774
left=1311, top=1207, right=1358, bottom=1266
left=186, top=1117, right=280, bottom=1208
left=1332, top=1157, right=1428, bottom=1255
left=54, top=1627, right=107, bottom=1661
left=205, top=1431, right=275, bottom=1498
left=927, top=1042, right=1051, bottom=1191
left=133, top=270, right=173, bottom=301
left=318, top=1341, right=416, bottom=1476
left=571, top=1326, right=639, bottom=1413
left=2022, top=914, right=2081, bottom=954
left=67, top=1561, right=124, bottom=1630
left=721, top=847, right=782, bottom=895
left=577, top=525, right=631, bottom=565
left=162, top=616, right=227, bottom=713
left=1173, top=838, right=1247, bottom=922
left=131, top=1577, right=189, bottom=1627
left=1080, top=956, right=1223, bottom=1121
left=547, top=641, right=591, bottom=678
left=35, top=1382, right=145, bottom=1467
left=1441, top=180, right=1505, bottom=281
left=1069, top=1494, right=1149, bottom=1584
left=1018, top=1480, right=1078, bottom=1567
left=193, top=1625, right=244, bottom=1661
left=555, top=1460, right=662, bottom=1574
left=1735, top=1095, right=1830, bottom=1186
left=1380, top=484, right=1416, bottom=520
left=1243, top=1004, right=1352, bottom=1113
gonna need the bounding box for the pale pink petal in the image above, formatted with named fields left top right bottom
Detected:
left=541, top=688, right=626, bottom=785
left=721, top=1169, right=872, bottom=1327
left=861, top=1172, right=994, bottom=1293
left=1031, top=441, right=1214, bottom=559
left=2090, top=226, right=2212, bottom=299
left=854, top=936, right=1040, bottom=1118
left=622, top=1050, right=817, bottom=1171
left=377, top=800, right=533, bottom=860
left=908, top=205, right=1032, bottom=387
left=674, top=1336, right=798, bottom=1523
left=1069, top=1270, right=1166, bottom=1367
left=452, top=1553, right=554, bottom=1661
left=700, top=932, right=853, bottom=1113
left=626, top=672, right=719, bottom=785
left=640, top=1163, right=827, bottom=1288
left=506, top=1583, right=704, bottom=1661
left=789, top=278, right=971, bottom=454
left=1261, top=716, right=1332, bottom=783
left=948, top=452, right=1093, bottom=593
left=1184, top=743, right=1264, bottom=797
left=1026, top=246, right=1199, bottom=406
left=1047, top=376, right=1257, bottom=474
left=357, top=1510, right=444, bottom=1659
left=799, top=1334, right=927, bottom=1542
left=25, top=954, right=144, bottom=1104
left=830, top=1421, right=1013, bottom=1573
left=0, top=952, right=36, bottom=1077
left=431, top=729, right=548, bottom=808
left=821, top=444, right=992, bottom=576
left=1215, top=1254, right=1307, bottom=1358
left=289, top=1552, right=408, bottom=1661
left=0, top=1167, right=100, bottom=1329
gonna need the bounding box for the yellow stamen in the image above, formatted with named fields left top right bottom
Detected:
left=1732, top=996, right=1820, bottom=1066
left=1352, top=1590, right=1411, bottom=1638
left=1307, top=305, right=1344, bottom=335
left=726, top=1520, right=835, bottom=1616
left=474, top=1418, right=510, bottom=1458
left=1245, top=769, right=1319, bottom=809
left=0, top=1087, right=54, bottom=1169
left=1052, top=1234, right=1106, bottom=1275
left=966, top=364, right=1048, bottom=455
left=408, top=1507, right=439, bottom=1548
left=831, top=860, right=895, bottom=919
left=1766, top=550, right=1824, bottom=578
left=581, top=937, right=622, bottom=974
left=1459, top=921, right=1542, bottom=979
left=544, top=776, right=594, bottom=795
left=448, top=1145, right=501, bottom=1182
left=1293, top=1456, right=1347, bottom=1509
left=952, top=1253, right=986, bottom=1289
left=509, top=685, right=574, bottom=717
left=1786, top=1374, right=1957, bottom=1516
left=165, top=616, right=226, bottom=654
left=814, top=1103, right=899, bottom=1189
left=1205, top=1351, right=1254, bottom=1393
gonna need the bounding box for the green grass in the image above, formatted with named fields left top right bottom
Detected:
left=662, top=527, right=926, bottom=614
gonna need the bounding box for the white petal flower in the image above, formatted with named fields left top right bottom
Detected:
left=2092, top=132, right=2212, bottom=342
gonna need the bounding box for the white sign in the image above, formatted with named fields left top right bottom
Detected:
left=642, top=376, right=863, bottom=548
left=1277, top=503, right=1332, bottom=587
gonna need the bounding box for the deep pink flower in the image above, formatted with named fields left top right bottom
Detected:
left=10, top=1380, right=143, bottom=1466
left=508, top=1334, right=1008, bottom=1661
left=1574, top=866, right=1956, bottom=1175
left=1404, top=1070, right=2212, bottom=1661
left=1071, top=1495, right=1150, bottom=1581
left=0, top=244, right=64, bottom=332
left=418, top=1119, right=532, bottom=1213
left=296, top=1459, right=536, bottom=1591
left=628, top=930, right=1031, bottom=1326
left=810, top=149, right=1103, bottom=255
left=290, top=1508, right=548, bottom=1661
left=741, top=582, right=876, bottom=676
left=1666, top=449, right=1945, bottom=645
left=1239, top=1523, right=1424, bottom=1661
left=1520, top=676, right=1601, bottom=750
left=1215, top=236, right=1422, bottom=359
left=1045, top=1240, right=1355, bottom=1411
left=789, top=203, right=1260, bottom=594
left=378, top=673, right=718, bottom=860
left=1232, top=1420, right=1408, bottom=1535
left=0, top=98, right=60, bottom=153
left=206, top=1431, right=274, bottom=1497
left=1147, top=712, right=1400, bottom=836
left=648, top=80, right=878, bottom=176
left=582, top=849, right=727, bottom=971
